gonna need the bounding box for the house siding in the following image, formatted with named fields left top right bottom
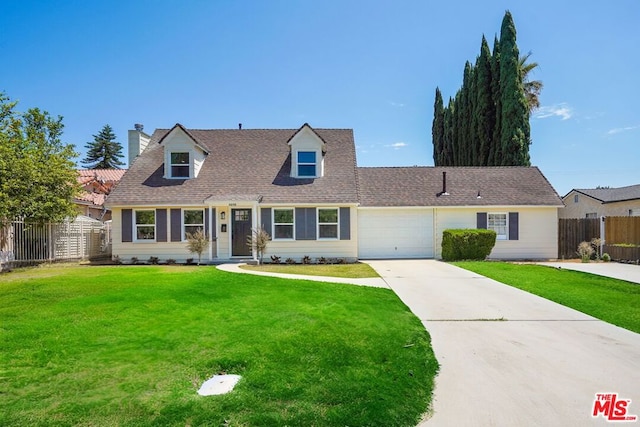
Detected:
left=435, top=207, right=558, bottom=260
left=112, top=207, right=218, bottom=263
left=259, top=205, right=358, bottom=261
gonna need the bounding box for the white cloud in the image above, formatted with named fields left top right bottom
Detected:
left=389, top=101, right=405, bottom=107
left=533, top=103, right=573, bottom=120
left=385, top=142, right=408, bottom=150
left=607, top=125, right=640, bottom=135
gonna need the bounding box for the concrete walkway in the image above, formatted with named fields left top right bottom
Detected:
left=536, top=261, right=640, bottom=284
left=367, top=260, right=640, bottom=427
left=216, top=263, right=389, bottom=288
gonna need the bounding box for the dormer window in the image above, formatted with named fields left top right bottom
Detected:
left=170, top=152, right=190, bottom=178
left=297, top=151, right=317, bottom=177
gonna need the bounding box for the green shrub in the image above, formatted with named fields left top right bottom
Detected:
left=602, top=253, right=611, bottom=262
left=442, top=229, right=497, bottom=261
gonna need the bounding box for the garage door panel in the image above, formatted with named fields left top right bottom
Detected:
left=358, top=209, right=434, bottom=258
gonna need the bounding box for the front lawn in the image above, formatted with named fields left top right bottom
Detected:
left=453, top=262, right=640, bottom=333
left=0, top=265, right=437, bottom=426
left=240, top=262, right=379, bottom=278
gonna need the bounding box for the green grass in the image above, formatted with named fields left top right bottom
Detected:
left=240, top=262, right=380, bottom=278
left=452, top=261, right=640, bottom=333
left=0, top=265, right=437, bottom=426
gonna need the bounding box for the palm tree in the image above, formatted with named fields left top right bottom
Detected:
left=519, top=51, right=543, bottom=115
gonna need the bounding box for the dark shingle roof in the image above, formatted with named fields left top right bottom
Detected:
left=570, top=184, right=640, bottom=203
left=106, top=127, right=359, bottom=206
left=357, top=166, right=563, bottom=207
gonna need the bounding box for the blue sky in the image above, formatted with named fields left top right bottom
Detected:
left=1, top=1, right=638, bottom=196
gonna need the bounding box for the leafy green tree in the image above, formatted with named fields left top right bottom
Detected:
left=82, top=124, right=125, bottom=169
left=498, top=10, right=530, bottom=166
left=0, top=93, right=79, bottom=230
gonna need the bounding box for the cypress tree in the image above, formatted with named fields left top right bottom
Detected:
left=452, top=91, right=462, bottom=165
left=432, top=87, right=445, bottom=166
left=461, top=61, right=474, bottom=165
left=82, top=124, right=125, bottom=169
left=498, top=11, right=530, bottom=166
left=474, top=35, right=494, bottom=166
left=443, top=98, right=454, bottom=166
left=489, top=35, right=502, bottom=165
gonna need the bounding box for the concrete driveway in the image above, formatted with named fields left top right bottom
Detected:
left=366, top=260, right=640, bottom=427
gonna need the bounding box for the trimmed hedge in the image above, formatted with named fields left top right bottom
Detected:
left=442, top=229, right=497, bottom=261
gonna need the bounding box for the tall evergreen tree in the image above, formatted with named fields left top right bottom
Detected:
left=443, top=98, right=454, bottom=166
left=432, top=88, right=445, bottom=165
left=82, top=124, right=125, bottom=169
left=473, top=36, right=494, bottom=166
left=431, top=11, right=538, bottom=167
left=461, top=61, right=474, bottom=165
left=488, top=35, right=502, bottom=164
left=498, top=11, right=530, bottom=166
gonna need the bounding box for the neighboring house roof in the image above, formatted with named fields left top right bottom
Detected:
left=78, top=169, right=127, bottom=182
left=358, top=166, right=563, bottom=207
left=106, top=126, right=359, bottom=206
left=567, top=184, right=640, bottom=204
left=76, top=169, right=127, bottom=208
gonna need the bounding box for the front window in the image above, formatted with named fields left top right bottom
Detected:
left=297, top=151, right=316, bottom=177
left=273, top=208, right=294, bottom=239
left=184, top=209, right=204, bottom=239
left=135, top=210, right=155, bottom=241
left=170, top=152, right=190, bottom=178
left=318, top=208, right=338, bottom=239
left=487, top=213, right=507, bottom=240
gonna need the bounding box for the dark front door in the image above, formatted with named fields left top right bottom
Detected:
left=232, top=209, right=252, bottom=256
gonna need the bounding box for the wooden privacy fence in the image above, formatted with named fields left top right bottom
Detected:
left=0, top=216, right=111, bottom=270
left=558, top=218, right=600, bottom=259
left=558, top=216, right=640, bottom=260
left=605, top=216, right=640, bottom=244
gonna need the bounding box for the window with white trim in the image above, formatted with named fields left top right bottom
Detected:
left=273, top=208, right=294, bottom=239
left=574, top=194, right=579, bottom=203
left=586, top=212, right=598, bottom=219
left=135, top=210, right=155, bottom=241
left=297, top=151, right=317, bottom=177
left=487, top=213, right=507, bottom=240
left=183, top=209, right=204, bottom=240
left=318, top=208, right=338, bottom=239
left=170, top=152, right=190, bottom=178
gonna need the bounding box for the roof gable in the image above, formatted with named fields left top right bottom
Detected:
left=157, top=123, right=209, bottom=155
left=287, top=123, right=327, bottom=152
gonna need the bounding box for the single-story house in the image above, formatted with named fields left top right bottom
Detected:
left=105, top=123, right=563, bottom=263
left=559, top=185, right=640, bottom=218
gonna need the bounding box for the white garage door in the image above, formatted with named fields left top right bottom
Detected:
left=358, top=208, right=434, bottom=258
